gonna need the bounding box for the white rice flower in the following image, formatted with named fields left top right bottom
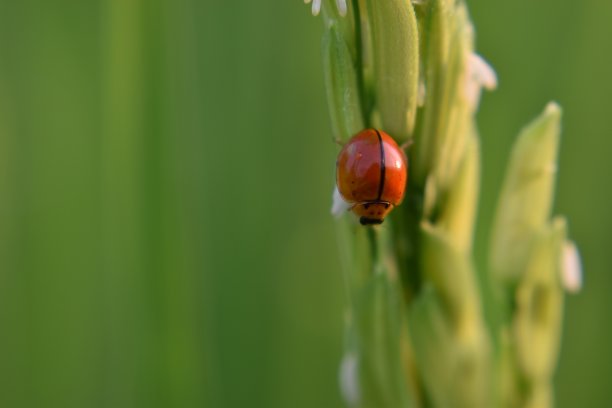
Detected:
left=339, top=351, right=360, bottom=407
left=304, top=0, right=347, bottom=17
left=331, top=186, right=351, bottom=217
left=464, top=53, right=498, bottom=111
left=561, top=240, right=583, bottom=293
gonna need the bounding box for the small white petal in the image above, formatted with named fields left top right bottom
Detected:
left=471, top=53, right=498, bottom=90
left=561, top=241, right=583, bottom=293
left=464, top=53, right=497, bottom=111
left=305, top=0, right=348, bottom=18
left=336, top=0, right=347, bottom=16
left=331, top=186, right=351, bottom=217
left=339, top=352, right=360, bottom=407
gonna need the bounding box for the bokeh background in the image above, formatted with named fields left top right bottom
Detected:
left=0, top=1, right=609, bottom=407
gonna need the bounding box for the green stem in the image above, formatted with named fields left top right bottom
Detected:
left=392, top=182, right=424, bottom=303
left=352, top=0, right=371, bottom=127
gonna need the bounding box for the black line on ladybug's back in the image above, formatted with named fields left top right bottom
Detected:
left=374, top=129, right=385, bottom=201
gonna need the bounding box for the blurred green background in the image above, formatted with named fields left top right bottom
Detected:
left=0, top=1, right=609, bottom=407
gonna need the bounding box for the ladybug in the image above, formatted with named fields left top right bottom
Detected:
left=336, top=129, right=408, bottom=225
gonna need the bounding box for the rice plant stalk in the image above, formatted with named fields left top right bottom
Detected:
left=307, top=0, right=582, bottom=406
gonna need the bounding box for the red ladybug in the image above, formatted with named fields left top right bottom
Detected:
left=336, top=129, right=408, bottom=225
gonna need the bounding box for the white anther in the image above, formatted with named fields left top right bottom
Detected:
left=331, top=186, right=352, bottom=217
left=561, top=240, right=583, bottom=294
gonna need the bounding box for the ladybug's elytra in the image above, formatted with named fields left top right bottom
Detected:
left=336, top=129, right=408, bottom=225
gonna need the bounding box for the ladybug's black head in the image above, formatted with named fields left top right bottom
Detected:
left=359, top=217, right=384, bottom=226
left=353, top=201, right=392, bottom=226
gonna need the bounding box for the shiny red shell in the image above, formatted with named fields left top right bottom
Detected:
left=336, top=129, right=408, bottom=225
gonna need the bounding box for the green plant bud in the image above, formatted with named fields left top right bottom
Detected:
left=419, top=222, right=482, bottom=330
left=413, top=0, right=465, bottom=183
left=422, top=174, right=438, bottom=220
left=364, top=0, right=419, bottom=142
left=336, top=218, right=374, bottom=292
left=430, top=4, right=474, bottom=192
left=322, top=25, right=365, bottom=142
left=513, top=217, right=566, bottom=384
left=524, top=385, right=553, bottom=408
left=490, top=102, right=562, bottom=284
left=409, top=287, right=455, bottom=407
left=337, top=225, right=413, bottom=408
left=410, top=287, right=490, bottom=408
left=496, top=328, right=522, bottom=408
left=436, top=131, right=479, bottom=253
left=321, top=0, right=357, bottom=51
left=351, top=269, right=413, bottom=408
left=409, top=222, right=490, bottom=407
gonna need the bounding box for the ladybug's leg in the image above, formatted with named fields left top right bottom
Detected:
left=333, top=137, right=345, bottom=147
left=400, top=139, right=414, bottom=151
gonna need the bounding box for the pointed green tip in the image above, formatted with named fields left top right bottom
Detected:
left=544, top=101, right=562, bottom=117
left=489, top=102, right=564, bottom=284
left=524, top=101, right=562, bottom=147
